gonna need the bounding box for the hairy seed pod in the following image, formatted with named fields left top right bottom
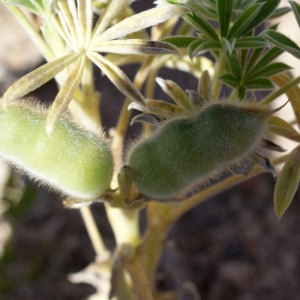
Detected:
left=127, top=102, right=275, bottom=200
left=0, top=101, right=113, bottom=199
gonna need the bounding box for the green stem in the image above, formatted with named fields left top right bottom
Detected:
left=80, top=206, right=107, bottom=255
left=212, top=51, right=226, bottom=100
left=120, top=245, right=153, bottom=300
left=106, top=207, right=141, bottom=246
left=228, top=87, right=239, bottom=102
left=262, top=75, right=300, bottom=105
left=69, top=57, right=101, bottom=127
left=168, top=155, right=288, bottom=224
left=140, top=154, right=289, bottom=286
left=7, top=6, right=55, bottom=62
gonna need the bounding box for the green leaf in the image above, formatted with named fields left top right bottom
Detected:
left=3, top=0, right=43, bottom=14
left=187, top=1, right=218, bottom=20
left=252, top=47, right=284, bottom=72
left=161, top=36, right=198, bottom=48
left=3, top=53, right=80, bottom=106
left=237, top=85, right=247, bottom=100
left=245, top=0, right=280, bottom=30
left=224, top=53, right=242, bottom=80
left=234, top=36, right=269, bottom=49
left=289, top=1, right=300, bottom=28
left=183, top=10, right=219, bottom=41
left=218, top=73, right=239, bottom=87
left=241, top=48, right=248, bottom=69
left=246, top=47, right=265, bottom=73
left=268, top=6, right=291, bottom=19
left=216, top=0, right=234, bottom=37
left=88, top=52, right=147, bottom=108
left=156, top=77, right=192, bottom=111
left=46, top=55, right=86, bottom=135
left=188, top=39, right=221, bottom=60
left=249, top=62, right=292, bottom=79
left=245, top=77, right=274, bottom=89
left=95, top=5, right=191, bottom=41
left=227, top=3, right=264, bottom=39
left=268, top=116, right=300, bottom=142
left=260, top=30, right=300, bottom=59
left=221, top=37, right=236, bottom=54
left=269, top=23, right=279, bottom=31
left=274, top=145, right=300, bottom=219
left=90, top=39, right=180, bottom=56
left=233, top=0, right=256, bottom=11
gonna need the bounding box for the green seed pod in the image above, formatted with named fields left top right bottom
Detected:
left=127, top=101, right=276, bottom=200
left=0, top=100, right=113, bottom=200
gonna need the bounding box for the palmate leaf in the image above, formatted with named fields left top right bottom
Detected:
left=289, top=1, right=300, bottom=28
left=3, top=0, right=44, bottom=14
left=94, top=5, right=191, bottom=42
left=234, top=36, right=269, bottom=49
left=183, top=9, right=219, bottom=41
left=161, top=36, right=198, bottom=48
left=155, top=77, right=192, bottom=111
left=3, top=53, right=80, bottom=107
left=46, top=55, right=86, bottom=135
left=87, top=52, right=147, bottom=108
left=92, top=0, right=133, bottom=37
left=227, top=3, right=264, bottom=39
left=269, top=6, right=291, bottom=19
left=246, top=47, right=284, bottom=77
left=245, top=77, right=274, bottom=89
left=260, top=30, right=300, bottom=59
left=221, top=37, right=236, bottom=54
left=233, top=0, right=256, bottom=11
left=237, top=85, right=247, bottom=100
left=251, top=47, right=284, bottom=71
left=188, top=39, right=221, bottom=60
left=216, top=0, right=234, bottom=37
left=245, top=0, right=280, bottom=30
left=187, top=1, right=217, bottom=20
left=224, top=53, right=242, bottom=80
left=77, top=0, right=93, bottom=45
left=248, top=62, right=292, bottom=79
left=246, top=47, right=265, bottom=74
left=218, top=73, right=239, bottom=88
left=90, top=39, right=180, bottom=55
left=274, top=146, right=300, bottom=219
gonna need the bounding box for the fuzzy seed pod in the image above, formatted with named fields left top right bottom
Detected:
left=0, top=100, right=113, bottom=200
left=127, top=101, right=277, bottom=200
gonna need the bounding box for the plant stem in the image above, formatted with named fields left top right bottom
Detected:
left=110, top=56, right=155, bottom=188
left=168, top=155, right=289, bottom=224
left=140, top=155, right=289, bottom=285
left=7, top=6, right=55, bottom=61
left=69, top=57, right=101, bottom=128
left=120, top=245, right=153, bottom=300
left=106, top=207, right=141, bottom=246
left=141, top=203, right=172, bottom=283
left=212, top=52, right=226, bottom=100
left=262, top=75, right=300, bottom=105
left=80, top=205, right=107, bottom=255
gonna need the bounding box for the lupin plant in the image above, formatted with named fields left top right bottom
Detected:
left=2, top=0, right=300, bottom=299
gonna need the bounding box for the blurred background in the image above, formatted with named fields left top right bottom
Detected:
left=1, top=1, right=300, bottom=300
